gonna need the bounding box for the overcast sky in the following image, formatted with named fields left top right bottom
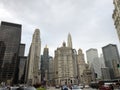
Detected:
left=0, top=0, right=120, bottom=58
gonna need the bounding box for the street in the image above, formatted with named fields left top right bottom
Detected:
left=47, top=87, right=120, bottom=90
left=47, top=87, right=97, bottom=90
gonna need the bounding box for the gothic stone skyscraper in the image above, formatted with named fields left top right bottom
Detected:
left=54, top=34, right=78, bottom=85
left=0, top=21, right=25, bottom=84
left=26, top=29, right=41, bottom=85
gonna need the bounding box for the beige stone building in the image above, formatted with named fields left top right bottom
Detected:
left=83, top=64, right=92, bottom=85
left=54, top=42, right=77, bottom=85
left=77, top=49, right=86, bottom=84
left=113, top=0, right=120, bottom=41
left=54, top=33, right=77, bottom=85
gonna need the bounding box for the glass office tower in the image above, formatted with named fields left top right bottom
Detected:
left=0, top=21, right=22, bottom=84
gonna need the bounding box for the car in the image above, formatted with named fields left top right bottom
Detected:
left=78, top=84, right=84, bottom=89
left=71, top=85, right=82, bottom=90
left=12, top=86, right=36, bottom=90
left=55, top=85, right=60, bottom=88
left=10, top=86, right=19, bottom=90
left=84, top=85, right=89, bottom=88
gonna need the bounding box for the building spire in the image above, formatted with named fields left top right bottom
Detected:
left=67, top=33, right=72, bottom=48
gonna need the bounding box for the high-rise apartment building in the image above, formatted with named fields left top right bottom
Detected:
left=113, top=0, right=120, bottom=41
left=0, top=21, right=25, bottom=84
left=102, top=44, right=120, bottom=79
left=25, top=29, right=41, bottom=85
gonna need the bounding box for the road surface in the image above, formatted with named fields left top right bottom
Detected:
left=47, top=87, right=97, bottom=90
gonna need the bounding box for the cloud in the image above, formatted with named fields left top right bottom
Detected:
left=0, top=0, right=119, bottom=57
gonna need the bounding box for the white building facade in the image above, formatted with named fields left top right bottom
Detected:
left=86, top=48, right=102, bottom=80
left=25, top=29, right=41, bottom=85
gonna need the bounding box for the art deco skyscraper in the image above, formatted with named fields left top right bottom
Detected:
left=67, top=33, right=72, bottom=48
left=26, top=29, right=41, bottom=85
left=41, top=45, right=49, bottom=82
left=113, top=0, right=120, bottom=41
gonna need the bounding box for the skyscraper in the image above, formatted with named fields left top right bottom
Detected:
left=54, top=34, right=77, bottom=85
left=67, top=33, right=72, bottom=48
left=102, top=44, right=120, bottom=79
left=0, top=21, right=25, bottom=84
left=86, top=48, right=102, bottom=80
left=41, top=45, right=49, bottom=83
left=86, top=48, right=99, bottom=68
left=101, top=67, right=111, bottom=80
left=48, top=57, right=54, bottom=85
left=25, top=29, right=41, bottom=85
left=113, top=0, right=120, bottom=41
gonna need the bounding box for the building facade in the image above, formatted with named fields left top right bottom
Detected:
left=82, top=64, right=92, bottom=85
left=86, top=48, right=102, bottom=80
left=18, top=56, right=27, bottom=83
left=0, top=21, right=25, bottom=84
left=101, top=67, right=111, bottom=80
left=25, top=29, right=41, bottom=85
left=41, top=45, right=49, bottom=84
left=113, top=0, right=120, bottom=41
left=54, top=42, right=78, bottom=85
left=48, top=57, right=54, bottom=85
left=102, top=44, right=120, bottom=79
left=86, top=48, right=99, bottom=67
left=77, top=49, right=86, bottom=84
left=54, top=33, right=77, bottom=85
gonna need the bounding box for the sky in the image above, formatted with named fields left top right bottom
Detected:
left=0, top=0, right=120, bottom=59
